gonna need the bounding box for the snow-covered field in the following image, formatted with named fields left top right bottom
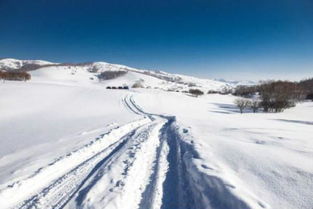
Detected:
left=0, top=59, right=312, bottom=209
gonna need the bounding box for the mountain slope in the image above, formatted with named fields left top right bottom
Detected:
left=0, top=58, right=56, bottom=71
left=0, top=58, right=312, bottom=209
left=0, top=58, right=229, bottom=92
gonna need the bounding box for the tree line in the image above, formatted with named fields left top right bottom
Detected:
left=0, top=71, right=31, bottom=81
left=234, top=79, right=312, bottom=113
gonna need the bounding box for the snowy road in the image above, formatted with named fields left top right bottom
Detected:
left=0, top=94, right=265, bottom=209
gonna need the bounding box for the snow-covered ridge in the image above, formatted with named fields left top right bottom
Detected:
left=0, top=58, right=230, bottom=91
left=0, top=58, right=56, bottom=71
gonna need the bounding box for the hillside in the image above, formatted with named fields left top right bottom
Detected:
left=0, top=58, right=229, bottom=92
left=0, top=58, right=312, bottom=209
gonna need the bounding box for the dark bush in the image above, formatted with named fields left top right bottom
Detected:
left=298, top=78, right=313, bottom=101
left=259, top=81, right=304, bottom=112
left=207, top=90, right=220, bottom=94
left=234, top=85, right=258, bottom=97
left=189, top=89, right=204, bottom=96
left=233, top=80, right=308, bottom=112
left=97, top=71, right=127, bottom=80
left=188, top=83, right=197, bottom=87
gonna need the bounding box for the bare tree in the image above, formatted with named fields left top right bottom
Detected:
left=234, top=98, right=250, bottom=113
left=250, top=99, right=260, bottom=113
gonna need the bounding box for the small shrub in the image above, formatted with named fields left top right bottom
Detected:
left=298, top=78, right=313, bottom=101
left=97, top=71, right=127, bottom=80
left=207, top=90, right=219, bottom=94
left=188, top=83, right=197, bottom=87
left=189, top=89, right=204, bottom=96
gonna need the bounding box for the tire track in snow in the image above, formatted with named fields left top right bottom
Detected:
left=126, top=95, right=195, bottom=208
left=72, top=121, right=163, bottom=208
left=66, top=94, right=169, bottom=209
left=127, top=94, right=266, bottom=209
left=0, top=117, right=150, bottom=209
left=1, top=94, right=268, bottom=209
left=138, top=121, right=169, bottom=209
left=19, top=130, right=137, bottom=209
left=5, top=94, right=163, bottom=209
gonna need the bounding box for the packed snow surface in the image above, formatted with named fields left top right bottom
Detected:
left=0, top=59, right=312, bottom=209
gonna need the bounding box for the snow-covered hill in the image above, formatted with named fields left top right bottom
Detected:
left=0, top=58, right=230, bottom=92
left=0, top=58, right=55, bottom=71
left=1, top=58, right=312, bottom=209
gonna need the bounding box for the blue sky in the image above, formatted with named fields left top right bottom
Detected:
left=1, top=0, right=312, bottom=80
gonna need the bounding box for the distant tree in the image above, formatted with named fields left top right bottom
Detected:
left=24, top=72, right=31, bottom=81
left=298, top=78, right=313, bottom=100
left=234, top=85, right=258, bottom=97
left=189, top=89, right=204, bottom=96
left=250, top=99, right=260, bottom=113
left=258, top=81, right=303, bottom=112
left=234, top=80, right=307, bottom=112
left=97, top=71, right=127, bottom=81
left=234, top=98, right=250, bottom=113
left=0, top=71, right=31, bottom=81
left=221, top=86, right=233, bottom=95
left=187, top=83, right=197, bottom=87
left=207, top=90, right=220, bottom=94
left=0, top=71, right=4, bottom=82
